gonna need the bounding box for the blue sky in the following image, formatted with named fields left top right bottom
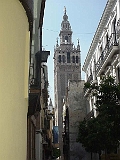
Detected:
left=42, top=0, right=108, bottom=105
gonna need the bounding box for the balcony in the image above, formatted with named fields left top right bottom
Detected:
left=28, top=77, right=41, bottom=116
left=96, top=33, right=119, bottom=76
left=28, top=50, right=50, bottom=116
left=30, top=78, right=41, bottom=90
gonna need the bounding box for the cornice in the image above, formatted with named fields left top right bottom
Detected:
left=39, top=0, right=46, bottom=28
left=19, top=0, right=33, bottom=32
left=82, top=0, right=116, bottom=72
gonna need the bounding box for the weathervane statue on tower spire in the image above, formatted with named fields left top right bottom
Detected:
left=64, top=6, right=66, bottom=14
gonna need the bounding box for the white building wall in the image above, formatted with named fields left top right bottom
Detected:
left=83, top=0, right=120, bottom=115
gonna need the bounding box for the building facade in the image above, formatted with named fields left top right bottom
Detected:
left=28, top=0, right=50, bottom=159
left=54, top=8, right=81, bottom=158
left=83, top=0, right=120, bottom=117
left=82, top=0, right=120, bottom=158
left=28, top=1, right=43, bottom=159
left=0, top=0, right=33, bottom=160
left=63, top=80, right=99, bottom=160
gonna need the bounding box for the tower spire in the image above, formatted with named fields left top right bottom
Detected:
left=77, top=38, right=79, bottom=45
left=59, top=7, right=72, bottom=44
left=64, top=6, right=66, bottom=15
left=63, top=7, right=68, bottom=21
left=77, top=38, right=80, bottom=50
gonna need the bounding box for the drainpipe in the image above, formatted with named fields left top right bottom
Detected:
left=39, top=25, right=42, bottom=94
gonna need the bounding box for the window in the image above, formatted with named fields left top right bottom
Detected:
left=106, top=33, right=109, bottom=44
left=100, top=46, right=103, bottom=61
left=60, top=74, right=65, bottom=96
left=72, top=56, right=75, bottom=63
left=112, top=17, right=116, bottom=33
left=67, top=52, right=70, bottom=63
left=62, top=55, right=66, bottom=63
left=76, top=56, right=78, bottom=63
left=105, top=33, right=109, bottom=48
left=58, top=55, right=61, bottom=63
left=65, top=36, right=68, bottom=44
left=65, top=36, right=68, bottom=42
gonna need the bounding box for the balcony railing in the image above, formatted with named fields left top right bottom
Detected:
left=96, top=33, right=118, bottom=75
left=29, top=62, right=40, bottom=89
left=30, top=78, right=39, bottom=87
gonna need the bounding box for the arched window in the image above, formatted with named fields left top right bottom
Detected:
left=112, top=17, right=116, bottom=33
left=65, top=36, right=68, bottom=42
left=106, top=33, right=109, bottom=44
left=62, top=55, right=66, bottom=63
left=72, top=56, right=75, bottom=63
left=76, top=56, right=78, bottom=63
left=67, top=52, right=70, bottom=63
left=58, top=55, right=61, bottom=63
left=100, top=46, right=103, bottom=61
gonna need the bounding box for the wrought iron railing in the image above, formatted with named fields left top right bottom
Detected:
left=29, top=62, right=39, bottom=87
left=96, top=33, right=118, bottom=74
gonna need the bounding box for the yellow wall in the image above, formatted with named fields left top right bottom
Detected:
left=0, top=0, right=30, bottom=159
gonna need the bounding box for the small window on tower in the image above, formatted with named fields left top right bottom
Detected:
left=76, top=56, right=78, bottom=63
left=58, top=55, right=61, bottom=63
left=72, top=56, right=75, bottom=63
left=67, top=52, right=70, bottom=63
left=65, top=36, right=68, bottom=42
left=62, top=55, right=66, bottom=63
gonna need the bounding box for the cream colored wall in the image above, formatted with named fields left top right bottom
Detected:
left=0, top=0, right=30, bottom=159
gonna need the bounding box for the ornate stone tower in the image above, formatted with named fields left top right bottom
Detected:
left=54, top=7, right=81, bottom=158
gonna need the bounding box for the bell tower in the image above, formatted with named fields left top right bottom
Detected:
left=59, top=7, right=72, bottom=44
left=54, top=7, right=81, bottom=158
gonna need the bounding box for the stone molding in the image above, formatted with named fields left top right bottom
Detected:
left=19, top=0, right=33, bottom=31
left=82, top=0, right=116, bottom=72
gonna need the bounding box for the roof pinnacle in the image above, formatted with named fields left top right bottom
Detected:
left=56, top=37, right=59, bottom=47
left=77, top=38, right=80, bottom=50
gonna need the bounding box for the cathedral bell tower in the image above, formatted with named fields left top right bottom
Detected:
left=54, top=7, right=81, bottom=158
left=59, top=7, right=72, bottom=45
